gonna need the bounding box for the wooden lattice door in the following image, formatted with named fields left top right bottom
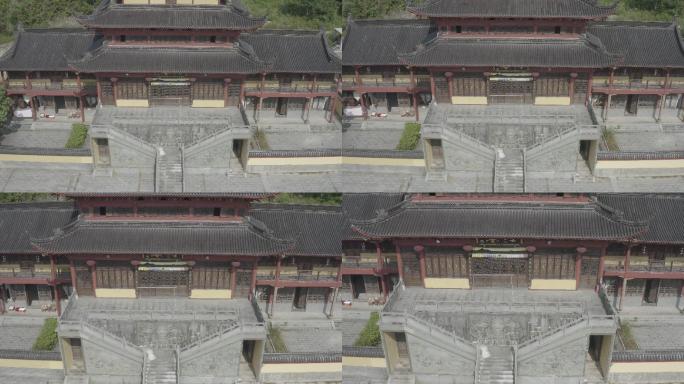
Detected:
left=150, top=82, right=191, bottom=106
left=137, top=270, right=189, bottom=297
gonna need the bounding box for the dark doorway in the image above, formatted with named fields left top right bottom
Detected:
left=387, top=93, right=399, bottom=112
left=25, top=285, right=39, bottom=305
left=350, top=275, right=366, bottom=299
left=55, top=96, right=66, bottom=111
left=643, top=279, right=660, bottom=305
left=626, top=95, right=639, bottom=115
left=293, top=287, right=308, bottom=311
left=276, top=98, right=288, bottom=116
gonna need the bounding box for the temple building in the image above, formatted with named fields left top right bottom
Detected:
left=342, top=193, right=684, bottom=384
left=0, top=0, right=340, bottom=123
left=0, top=194, right=344, bottom=383
left=341, top=0, right=684, bottom=192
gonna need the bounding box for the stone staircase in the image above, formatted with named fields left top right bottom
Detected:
left=387, top=373, right=415, bottom=384
left=156, top=146, right=183, bottom=192
left=144, top=349, right=177, bottom=384
left=476, top=346, right=514, bottom=384
left=494, top=148, right=524, bottom=192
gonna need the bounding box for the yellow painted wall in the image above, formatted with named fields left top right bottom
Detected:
left=116, top=99, right=149, bottom=108
left=423, top=278, right=470, bottom=289
left=611, top=362, right=684, bottom=373
left=177, top=0, right=220, bottom=4
left=341, top=157, right=425, bottom=167
left=192, top=100, right=224, bottom=108
left=529, top=279, right=576, bottom=290
left=596, top=159, right=684, bottom=170
left=452, top=96, right=488, bottom=105
left=342, top=357, right=387, bottom=368
left=95, top=289, right=137, bottom=298
left=535, top=97, right=571, bottom=106
left=0, top=359, right=62, bottom=369
left=260, top=362, right=342, bottom=374
left=189, top=289, right=232, bottom=299
left=0, top=154, right=92, bottom=164
left=248, top=157, right=424, bottom=167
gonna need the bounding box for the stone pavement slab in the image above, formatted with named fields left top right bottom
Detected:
left=0, top=367, right=63, bottom=384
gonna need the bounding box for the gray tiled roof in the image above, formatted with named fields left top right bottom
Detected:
left=596, top=194, right=684, bottom=244
left=408, top=0, right=616, bottom=18
left=350, top=198, right=646, bottom=241
left=588, top=22, right=684, bottom=68
left=240, top=30, right=341, bottom=73
left=0, top=29, right=101, bottom=71
left=80, top=0, right=265, bottom=30
left=69, top=43, right=266, bottom=74
left=250, top=203, right=344, bottom=256
left=342, top=19, right=435, bottom=66
left=342, top=193, right=405, bottom=221
left=400, top=35, right=618, bottom=68
left=32, top=217, right=294, bottom=255
left=0, top=202, right=77, bottom=254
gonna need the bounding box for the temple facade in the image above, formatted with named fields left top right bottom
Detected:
left=0, top=0, right=341, bottom=123
left=342, top=0, right=684, bottom=123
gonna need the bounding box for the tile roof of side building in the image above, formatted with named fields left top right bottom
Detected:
left=408, top=0, right=617, bottom=19
left=240, top=30, right=341, bottom=73
left=0, top=29, right=101, bottom=71
left=250, top=203, right=345, bottom=256
left=588, top=21, right=684, bottom=68
left=349, top=196, right=648, bottom=241
left=79, top=0, right=266, bottom=30
left=596, top=194, right=684, bottom=245
left=31, top=216, right=296, bottom=256
left=0, top=202, right=77, bottom=254
left=342, top=19, right=436, bottom=66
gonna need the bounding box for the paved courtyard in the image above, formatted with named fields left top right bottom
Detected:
left=0, top=316, right=48, bottom=351
left=0, top=367, right=63, bottom=384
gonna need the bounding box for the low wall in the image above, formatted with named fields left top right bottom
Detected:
left=423, top=278, right=470, bottom=289
left=189, top=289, right=232, bottom=299
left=529, top=279, right=576, bottom=290
left=95, top=289, right=136, bottom=298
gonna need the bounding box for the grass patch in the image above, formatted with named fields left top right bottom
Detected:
left=254, top=130, right=270, bottom=150
left=268, top=325, right=288, bottom=353
left=32, top=318, right=58, bottom=351
left=354, top=312, right=381, bottom=347
left=65, top=123, right=88, bottom=149
left=602, top=127, right=620, bottom=151
left=396, top=123, right=421, bottom=151
left=266, top=193, right=342, bottom=206
left=618, top=321, right=639, bottom=350
left=243, top=0, right=344, bottom=30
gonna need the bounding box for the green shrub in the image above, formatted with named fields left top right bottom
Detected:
left=619, top=321, right=639, bottom=350
left=396, top=123, right=421, bottom=151
left=32, top=318, right=58, bottom=351
left=354, top=312, right=381, bottom=347
left=254, top=130, right=270, bottom=150
left=65, top=123, right=88, bottom=149
left=268, top=325, right=288, bottom=353
left=0, top=87, right=11, bottom=126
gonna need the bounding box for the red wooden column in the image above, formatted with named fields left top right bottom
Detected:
left=50, top=255, right=56, bottom=283
left=376, top=242, right=388, bottom=296
left=597, top=246, right=607, bottom=286
left=96, top=78, right=103, bottom=106
left=223, top=78, right=231, bottom=107
left=619, top=245, right=633, bottom=311
left=230, top=261, right=239, bottom=294
left=69, top=260, right=77, bottom=294
left=110, top=78, right=119, bottom=106
left=131, top=260, right=140, bottom=298
left=272, top=256, right=282, bottom=316
left=575, top=247, right=586, bottom=290
left=569, top=73, right=578, bottom=102
left=86, top=260, right=97, bottom=295
left=429, top=71, right=437, bottom=102
left=395, top=243, right=404, bottom=281
left=603, top=68, right=615, bottom=121
left=79, top=97, right=86, bottom=123
left=249, top=260, right=258, bottom=300
left=445, top=72, right=454, bottom=102
left=414, top=245, right=426, bottom=287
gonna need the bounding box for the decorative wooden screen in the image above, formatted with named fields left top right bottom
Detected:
left=100, top=80, right=115, bottom=106
left=488, top=79, right=534, bottom=104
left=116, top=80, right=148, bottom=99
left=530, top=250, right=576, bottom=279
left=191, top=265, right=230, bottom=289
left=400, top=248, right=422, bottom=287
left=433, top=76, right=450, bottom=103
left=534, top=76, right=569, bottom=97
left=149, top=82, right=191, bottom=106
left=452, top=74, right=486, bottom=96
left=232, top=265, right=253, bottom=298
left=96, top=262, right=135, bottom=289
left=424, top=247, right=468, bottom=278
left=192, top=80, right=223, bottom=100
left=579, top=256, right=600, bottom=289
left=75, top=265, right=94, bottom=296
left=137, top=269, right=189, bottom=297
left=470, top=256, right=528, bottom=288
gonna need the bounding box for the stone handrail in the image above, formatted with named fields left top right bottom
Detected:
left=421, top=123, right=496, bottom=151
left=342, top=346, right=384, bottom=358
left=474, top=343, right=481, bottom=384
left=404, top=312, right=473, bottom=347
left=142, top=348, right=149, bottom=384
left=263, top=352, right=342, bottom=363
left=250, top=295, right=266, bottom=324
left=492, top=151, right=498, bottom=193
left=90, top=125, right=156, bottom=152
left=180, top=321, right=241, bottom=353
left=80, top=321, right=143, bottom=355
left=383, top=279, right=404, bottom=312
left=517, top=315, right=587, bottom=349
left=613, top=349, right=684, bottom=362
left=0, top=349, right=61, bottom=361
left=522, top=148, right=527, bottom=193
left=0, top=145, right=91, bottom=156
left=182, top=125, right=249, bottom=149
left=413, top=300, right=586, bottom=314
left=597, top=150, right=684, bottom=161
left=525, top=124, right=583, bottom=153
